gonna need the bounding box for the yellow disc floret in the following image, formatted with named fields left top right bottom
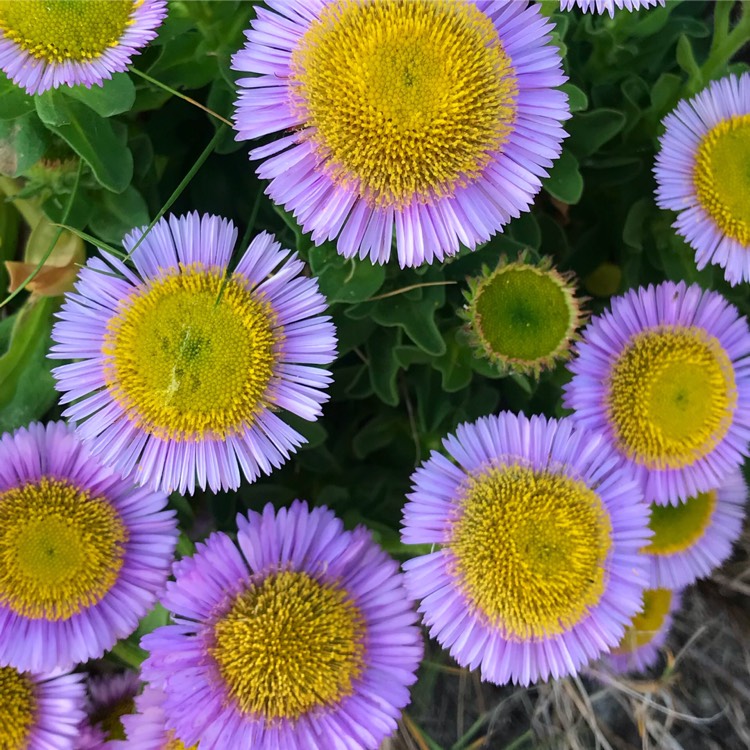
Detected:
left=164, top=734, right=197, bottom=750
left=0, top=0, right=136, bottom=64
left=211, top=570, right=365, bottom=721
left=0, top=667, right=36, bottom=749
left=292, top=0, right=518, bottom=208
left=607, top=326, right=735, bottom=470
left=611, top=588, right=672, bottom=654
left=448, top=463, right=612, bottom=639
left=644, top=491, right=716, bottom=555
left=0, top=478, right=127, bottom=621
left=103, top=264, right=279, bottom=442
left=694, top=114, right=750, bottom=245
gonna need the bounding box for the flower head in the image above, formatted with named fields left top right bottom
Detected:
left=0, top=666, right=86, bottom=750
left=643, top=467, right=746, bottom=589
left=232, top=0, right=569, bottom=267
left=50, top=213, right=337, bottom=495
left=141, top=501, right=422, bottom=750
left=0, top=0, right=167, bottom=95
left=655, top=74, right=750, bottom=285
left=401, top=411, right=651, bottom=686
left=564, top=282, right=750, bottom=505
left=0, top=422, right=178, bottom=673
left=560, top=0, right=664, bottom=15
left=462, top=254, right=585, bottom=376
left=602, top=588, right=681, bottom=675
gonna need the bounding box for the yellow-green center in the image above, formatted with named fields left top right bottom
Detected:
left=694, top=114, right=750, bottom=245
left=164, top=735, right=197, bottom=750
left=448, top=464, right=612, bottom=639
left=612, top=588, right=672, bottom=654
left=103, top=265, right=279, bottom=442
left=471, top=262, right=579, bottom=372
left=607, top=326, right=735, bottom=469
left=0, top=667, right=36, bottom=750
left=0, top=477, right=127, bottom=621
left=0, top=0, right=136, bottom=64
left=210, top=570, right=365, bottom=721
left=644, top=491, right=716, bottom=555
left=292, top=0, right=518, bottom=208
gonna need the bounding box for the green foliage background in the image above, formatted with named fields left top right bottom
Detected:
left=1, top=1, right=749, bottom=747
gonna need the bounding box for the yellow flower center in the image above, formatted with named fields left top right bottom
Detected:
left=472, top=262, right=579, bottom=371
left=103, top=265, right=279, bottom=442
left=0, top=0, right=136, bottom=64
left=0, top=477, right=127, bottom=621
left=694, top=114, right=750, bottom=245
left=164, top=735, right=197, bottom=750
left=643, top=491, right=716, bottom=555
left=448, top=464, right=612, bottom=639
left=0, top=667, right=36, bottom=749
left=292, top=0, right=518, bottom=208
left=611, top=588, right=672, bottom=654
left=607, top=326, right=736, bottom=470
left=210, top=570, right=365, bottom=721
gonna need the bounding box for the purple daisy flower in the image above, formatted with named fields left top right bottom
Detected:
left=0, top=0, right=167, bottom=96
left=559, top=0, right=664, bottom=16
left=232, top=0, right=569, bottom=267
left=644, top=467, right=746, bottom=589
left=401, top=411, right=651, bottom=686
left=141, top=501, right=423, bottom=750
left=564, top=281, right=750, bottom=505
left=602, top=589, right=681, bottom=675
left=655, top=74, right=750, bottom=285
left=0, top=666, right=86, bottom=750
left=50, top=212, right=337, bottom=495
left=0, top=422, right=178, bottom=674
left=120, top=686, right=183, bottom=750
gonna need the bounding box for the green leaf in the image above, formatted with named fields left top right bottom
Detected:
left=149, top=32, right=218, bottom=89
left=649, top=72, right=683, bottom=120
left=566, top=109, right=626, bottom=158
left=35, top=92, right=133, bottom=192
left=0, top=297, right=58, bottom=432
left=0, top=113, right=48, bottom=177
left=352, top=414, right=402, bottom=459
left=432, top=332, right=473, bottom=393
left=676, top=34, right=701, bottom=79
left=89, top=185, right=149, bottom=244
left=370, top=284, right=446, bottom=356
left=368, top=327, right=401, bottom=406
left=560, top=83, right=588, bottom=113
left=0, top=78, right=34, bottom=120
left=64, top=74, right=136, bottom=117
left=308, top=244, right=386, bottom=304
left=543, top=149, right=583, bottom=205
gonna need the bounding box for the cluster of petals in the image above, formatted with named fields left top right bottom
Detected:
left=232, top=0, right=570, bottom=266
left=655, top=73, right=750, bottom=285
left=401, top=411, right=651, bottom=686
left=50, top=213, right=337, bottom=496
left=0, top=0, right=167, bottom=95
left=141, top=501, right=423, bottom=750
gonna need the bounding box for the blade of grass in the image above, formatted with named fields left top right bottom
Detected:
left=123, top=125, right=228, bottom=263
left=129, top=66, right=233, bottom=127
